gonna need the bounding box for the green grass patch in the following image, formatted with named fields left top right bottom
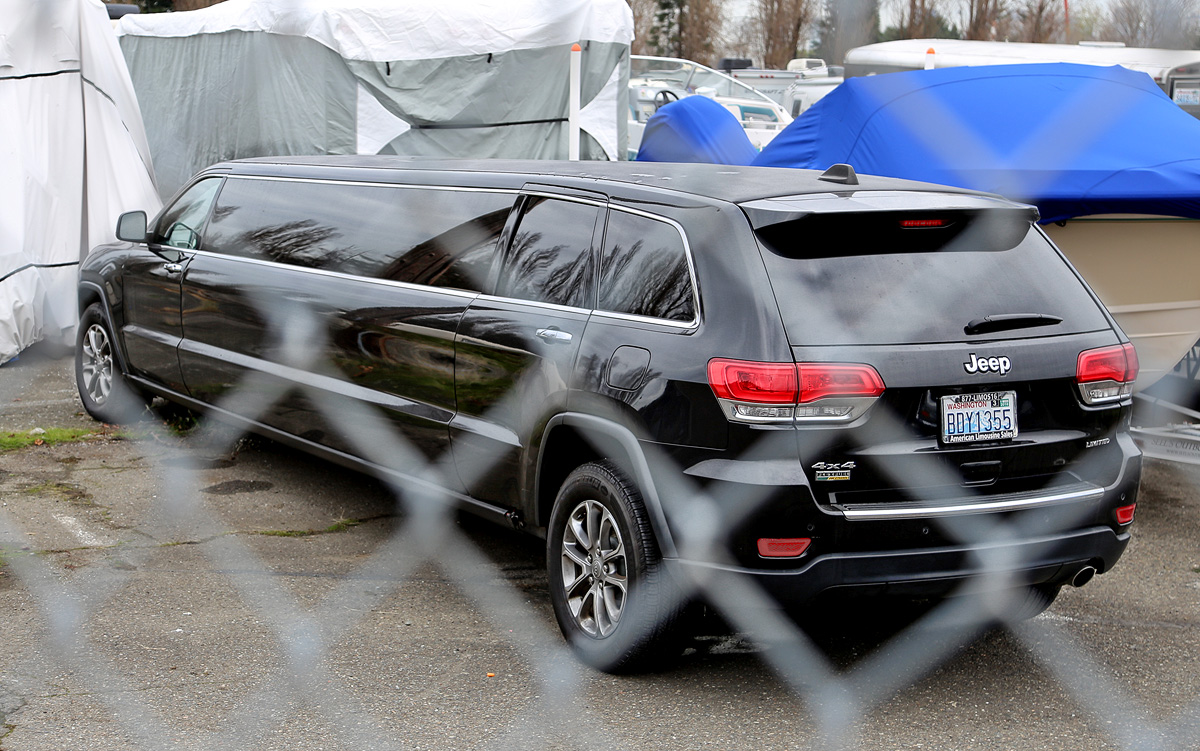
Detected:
left=0, top=427, right=106, bottom=452
left=257, top=519, right=362, bottom=538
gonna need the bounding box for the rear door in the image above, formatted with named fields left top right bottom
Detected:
left=451, top=188, right=604, bottom=510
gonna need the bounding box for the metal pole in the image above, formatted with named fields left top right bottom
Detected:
left=569, top=43, right=581, bottom=161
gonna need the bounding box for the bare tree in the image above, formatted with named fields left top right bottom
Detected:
left=649, top=0, right=725, bottom=63
left=745, top=0, right=819, bottom=69
left=1014, top=0, right=1064, bottom=41
left=1063, top=0, right=1105, bottom=42
left=894, top=0, right=954, bottom=37
left=628, top=0, right=659, bottom=55
left=1103, top=0, right=1199, bottom=48
left=816, top=0, right=880, bottom=66
left=680, top=0, right=724, bottom=62
left=963, top=0, right=1009, bottom=40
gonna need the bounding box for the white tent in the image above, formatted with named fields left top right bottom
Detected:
left=119, top=0, right=635, bottom=199
left=0, top=0, right=160, bottom=364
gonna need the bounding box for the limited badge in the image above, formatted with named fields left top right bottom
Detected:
left=813, top=461, right=855, bottom=481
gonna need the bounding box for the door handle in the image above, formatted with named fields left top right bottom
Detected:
left=164, top=263, right=184, bottom=276
left=535, top=327, right=573, bottom=344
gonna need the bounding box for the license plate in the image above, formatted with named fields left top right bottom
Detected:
left=940, top=391, right=1018, bottom=444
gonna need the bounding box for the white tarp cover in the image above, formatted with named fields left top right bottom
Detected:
left=0, top=0, right=160, bottom=364
left=119, top=0, right=635, bottom=199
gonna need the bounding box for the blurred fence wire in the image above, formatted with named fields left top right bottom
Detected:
left=1, top=285, right=1197, bottom=751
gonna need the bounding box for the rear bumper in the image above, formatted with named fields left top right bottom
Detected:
left=669, top=429, right=1141, bottom=603
left=677, top=524, right=1130, bottom=603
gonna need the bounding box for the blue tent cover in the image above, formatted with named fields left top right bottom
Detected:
left=753, top=63, right=1200, bottom=222
left=635, top=95, right=758, bottom=166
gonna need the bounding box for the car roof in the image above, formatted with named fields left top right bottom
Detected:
left=211, top=156, right=993, bottom=206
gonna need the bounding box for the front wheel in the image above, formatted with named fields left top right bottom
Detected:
left=75, top=303, right=145, bottom=424
left=547, top=461, right=681, bottom=672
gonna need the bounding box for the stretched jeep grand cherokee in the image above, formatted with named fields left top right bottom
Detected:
left=76, top=158, right=1141, bottom=670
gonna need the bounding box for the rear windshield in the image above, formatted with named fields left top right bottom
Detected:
left=754, top=216, right=1111, bottom=346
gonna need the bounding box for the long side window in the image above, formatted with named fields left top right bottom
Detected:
left=151, top=178, right=223, bottom=250
left=495, top=196, right=600, bottom=308
left=375, top=190, right=513, bottom=292
left=203, top=179, right=514, bottom=292
left=598, top=210, right=696, bottom=323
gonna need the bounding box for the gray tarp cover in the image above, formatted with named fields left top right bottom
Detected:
left=119, top=0, right=632, bottom=198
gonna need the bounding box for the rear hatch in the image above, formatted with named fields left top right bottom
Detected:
left=741, top=191, right=1136, bottom=522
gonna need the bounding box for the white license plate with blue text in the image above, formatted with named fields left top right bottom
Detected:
left=940, top=391, right=1018, bottom=444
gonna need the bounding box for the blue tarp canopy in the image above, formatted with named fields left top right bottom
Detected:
left=635, top=95, right=758, bottom=165
left=753, top=63, right=1200, bottom=223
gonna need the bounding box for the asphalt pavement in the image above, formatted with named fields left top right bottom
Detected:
left=1, top=343, right=1197, bottom=751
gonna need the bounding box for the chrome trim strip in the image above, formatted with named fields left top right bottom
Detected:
left=589, top=309, right=697, bottom=330
left=522, top=189, right=609, bottom=209
left=184, top=249, right=482, bottom=301
left=176, top=339, right=454, bottom=423
left=471, top=293, right=592, bottom=316
left=834, top=485, right=1105, bottom=520
left=224, top=173, right=521, bottom=196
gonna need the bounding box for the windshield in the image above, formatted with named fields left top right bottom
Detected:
left=631, top=56, right=776, bottom=103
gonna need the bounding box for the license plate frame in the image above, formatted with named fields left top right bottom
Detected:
left=940, top=391, right=1018, bottom=445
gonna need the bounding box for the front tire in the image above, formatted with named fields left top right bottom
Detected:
left=75, top=303, right=144, bottom=424
left=547, top=460, right=680, bottom=672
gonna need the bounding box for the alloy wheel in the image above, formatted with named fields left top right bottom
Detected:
left=559, top=498, right=628, bottom=638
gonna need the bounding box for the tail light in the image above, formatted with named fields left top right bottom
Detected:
left=1077, top=343, right=1138, bottom=405
left=757, top=538, right=811, bottom=558
left=708, top=358, right=885, bottom=424
left=1115, top=503, right=1136, bottom=525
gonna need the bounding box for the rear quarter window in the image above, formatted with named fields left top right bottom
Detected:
left=598, top=210, right=696, bottom=323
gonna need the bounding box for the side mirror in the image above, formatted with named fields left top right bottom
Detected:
left=116, top=211, right=148, bottom=243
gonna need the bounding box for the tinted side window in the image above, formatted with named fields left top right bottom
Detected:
left=204, top=178, right=513, bottom=291
left=152, top=178, right=222, bottom=249
left=599, top=210, right=696, bottom=322
left=376, top=190, right=513, bottom=292
left=496, top=196, right=599, bottom=308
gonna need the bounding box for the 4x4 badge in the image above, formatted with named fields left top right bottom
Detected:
left=813, top=461, right=855, bottom=481
left=964, top=353, right=1012, bottom=376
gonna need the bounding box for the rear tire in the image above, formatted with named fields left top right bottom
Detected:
left=547, top=460, right=682, bottom=672
left=75, top=303, right=145, bottom=424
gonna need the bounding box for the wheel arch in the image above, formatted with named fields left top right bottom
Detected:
left=77, top=281, right=134, bottom=374
left=535, top=413, right=679, bottom=559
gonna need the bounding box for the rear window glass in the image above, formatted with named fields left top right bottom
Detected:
left=755, top=219, right=1110, bottom=345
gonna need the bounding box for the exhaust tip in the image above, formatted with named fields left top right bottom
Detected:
left=1071, top=565, right=1097, bottom=588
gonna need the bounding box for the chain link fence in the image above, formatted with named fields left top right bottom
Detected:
left=3, top=27, right=1200, bottom=750
left=2, top=270, right=1197, bottom=749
